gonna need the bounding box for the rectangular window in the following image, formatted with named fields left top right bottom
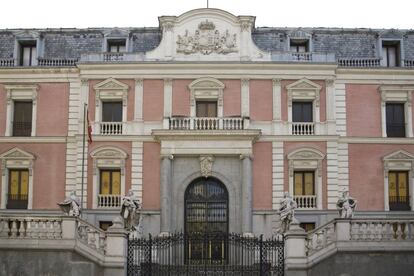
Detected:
left=107, top=40, right=126, bottom=53
left=102, top=101, right=122, bottom=122
left=300, top=222, right=316, bottom=232
left=294, top=171, right=315, bottom=195
left=386, top=103, right=405, bottom=137
left=290, top=40, right=308, bottom=52
left=292, top=102, right=313, bottom=122
left=7, top=169, right=29, bottom=209
left=196, top=101, right=217, bottom=117
left=389, top=171, right=410, bottom=211
left=19, top=41, right=37, bottom=66
left=100, top=170, right=121, bottom=195
left=382, top=41, right=400, bottom=67
left=13, top=101, right=32, bottom=136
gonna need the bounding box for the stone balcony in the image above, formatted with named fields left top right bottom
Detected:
left=0, top=58, right=78, bottom=67
left=271, top=52, right=336, bottom=63
left=97, top=194, right=121, bottom=209
left=80, top=52, right=145, bottom=63
left=294, top=195, right=317, bottom=209
left=168, top=116, right=248, bottom=130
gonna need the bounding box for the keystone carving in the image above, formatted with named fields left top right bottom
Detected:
left=200, top=155, right=214, bottom=178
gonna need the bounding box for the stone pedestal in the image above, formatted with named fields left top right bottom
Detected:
left=160, top=155, right=173, bottom=235
left=285, top=221, right=308, bottom=276
left=105, top=217, right=128, bottom=276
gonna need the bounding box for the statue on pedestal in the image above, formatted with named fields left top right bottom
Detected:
left=58, top=190, right=81, bottom=217
left=336, top=191, right=357, bottom=218
left=279, top=192, right=298, bottom=233
left=120, top=189, right=141, bottom=231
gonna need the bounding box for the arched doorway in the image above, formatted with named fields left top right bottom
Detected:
left=184, top=177, right=229, bottom=234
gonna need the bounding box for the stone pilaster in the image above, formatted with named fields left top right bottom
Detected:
left=160, top=154, right=173, bottom=235
left=240, top=154, right=253, bottom=235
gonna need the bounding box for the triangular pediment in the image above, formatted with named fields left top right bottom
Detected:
left=286, top=78, right=322, bottom=90
left=288, top=148, right=324, bottom=160
left=383, top=150, right=414, bottom=161
left=0, top=147, right=35, bottom=160
left=93, top=78, right=129, bottom=91
left=189, top=78, right=225, bottom=90
left=91, top=146, right=128, bottom=159
left=14, top=30, right=39, bottom=39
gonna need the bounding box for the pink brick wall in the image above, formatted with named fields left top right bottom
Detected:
left=37, top=83, right=69, bottom=136
left=143, top=80, right=164, bottom=121
left=349, top=144, right=414, bottom=211
left=142, top=142, right=160, bottom=210
left=172, top=80, right=191, bottom=116
left=222, top=80, right=241, bottom=116
left=250, top=80, right=273, bottom=121
left=346, top=84, right=381, bottom=137
left=253, top=142, right=273, bottom=210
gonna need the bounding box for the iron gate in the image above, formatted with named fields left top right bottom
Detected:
left=127, top=232, right=284, bottom=276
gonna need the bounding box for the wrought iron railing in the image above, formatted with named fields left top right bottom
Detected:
left=389, top=196, right=411, bottom=211
left=128, top=232, right=284, bottom=276
left=6, top=194, right=28, bottom=209
left=12, top=121, right=32, bottom=136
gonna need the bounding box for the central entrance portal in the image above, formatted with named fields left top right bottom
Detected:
left=184, top=177, right=228, bottom=263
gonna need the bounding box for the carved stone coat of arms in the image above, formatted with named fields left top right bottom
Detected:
left=177, top=20, right=238, bottom=55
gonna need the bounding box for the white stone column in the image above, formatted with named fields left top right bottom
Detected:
left=163, top=79, right=172, bottom=129
left=272, top=79, right=282, bottom=121
left=325, top=78, right=336, bottom=135
left=406, top=94, right=413, bottom=137
left=241, top=154, right=253, bottom=235
left=160, top=155, right=173, bottom=235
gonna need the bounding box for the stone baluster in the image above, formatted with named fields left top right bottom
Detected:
left=54, top=220, right=62, bottom=239
left=19, top=219, right=26, bottom=238
left=10, top=220, right=18, bottom=238
left=0, top=220, right=9, bottom=238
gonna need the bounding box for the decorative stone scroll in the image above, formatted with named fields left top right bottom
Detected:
left=200, top=155, right=214, bottom=178
left=177, top=20, right=238, bottom=55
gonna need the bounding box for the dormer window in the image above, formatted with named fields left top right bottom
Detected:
left=107, top=39, right=126, bottom=53
left=381, top=41, right=400, bottom=67
left=19, top=41, right=37, bottom=66
left=290, top=39, right=309, bottom=53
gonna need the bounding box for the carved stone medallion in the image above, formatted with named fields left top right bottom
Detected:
left=177, top=20, right=238, bottom=55
left=200, top=155, right=214, bottom=178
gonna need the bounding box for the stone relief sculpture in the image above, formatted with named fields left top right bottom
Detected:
left=336, top=190, right=357, bottom=218
left=120, top=189, right=142, bottom=231
left=200, top=155, right=214, bottom=178
left=177, top=20, right=238, bottom=55
left=58, top=190, right=81, bottom=217
left=279, top=192, right=298, bottom=233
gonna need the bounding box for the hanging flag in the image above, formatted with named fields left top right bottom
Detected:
left=87, top=108, right=93, bottom=144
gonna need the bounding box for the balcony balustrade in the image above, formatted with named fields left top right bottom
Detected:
left=169, top=117, right=245, bottom=130
left=291, top=122, right=315, bottom=135
left=404, top=60, right=414, bottom=68
left=97, top=194, right=121, bottom=209
left=294, top=195, right=317, bottom=209
left=37, top=58, right=78, bottom=67
left=81, top=52, right=145, bottom=63
left=0, top=58, right=15, bottom=67
left=98, top=122, right=124, bottom=135
left=271, top=52, right=336, bottom=62
left=338, top=58, right=381, bottom=67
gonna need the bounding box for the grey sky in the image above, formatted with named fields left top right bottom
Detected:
left=1, top=0, right=412, bottom=29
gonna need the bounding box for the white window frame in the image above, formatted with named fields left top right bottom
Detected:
left=286, top=29, right=313, bottom=52
left=90, top=146, right=128, bottom=209
left=93, top=78, right=129, bottom=132
left=379, top=85, right=413, bottom=138
left=102, top=28, right=130, bottom=53
left=286, top=78, right=322, bottom=134
left=0, top=147, right=35, bottom=209
left=383, top=150, right=414, bottom=211
left=287, top=148, right=325, bottom=209
left=188, top=77, right=225, bottom=118
left=4, top=84, right=38, bottom=137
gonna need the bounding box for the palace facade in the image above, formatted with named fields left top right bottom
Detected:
left=0, top=8, right=414, bottom=275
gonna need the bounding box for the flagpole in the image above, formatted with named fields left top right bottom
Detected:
left=80, top=103, right=87, bottom=215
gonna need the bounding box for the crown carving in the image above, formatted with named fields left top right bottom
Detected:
left=198, top=20, right=215, bottom=30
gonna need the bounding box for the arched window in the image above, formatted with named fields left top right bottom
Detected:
left=185, top=177, right=228, bottom=234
